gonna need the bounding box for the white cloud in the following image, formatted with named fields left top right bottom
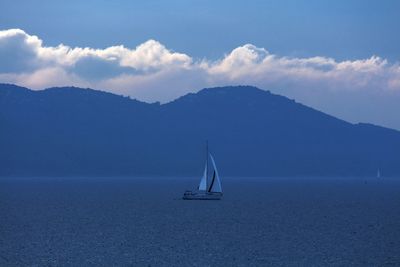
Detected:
left=1, top=28, right=400, bottom=129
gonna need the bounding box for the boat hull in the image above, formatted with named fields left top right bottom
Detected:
left=182, top=190, right=222, bottom=200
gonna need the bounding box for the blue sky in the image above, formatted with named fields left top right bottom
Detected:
left=1, top=0, right=399, bottom=61
left=0, top=0, right=400, bottom=129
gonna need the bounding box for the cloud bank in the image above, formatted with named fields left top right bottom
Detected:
left=1, top=29, right=400, bottom=129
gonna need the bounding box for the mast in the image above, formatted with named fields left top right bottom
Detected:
left=206, top=140, right=208, bottom=189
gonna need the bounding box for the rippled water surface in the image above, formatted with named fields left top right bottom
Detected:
left=1, top=177, right=399, bottom=266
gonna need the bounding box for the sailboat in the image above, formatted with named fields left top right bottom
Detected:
left=377, top=169, right=381, bottom=178
left=183, top=143, right=223, bottom=200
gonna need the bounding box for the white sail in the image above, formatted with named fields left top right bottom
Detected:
left=198, top=161, right=207, bottom=191
left=208, top=154, right=222, bottom=193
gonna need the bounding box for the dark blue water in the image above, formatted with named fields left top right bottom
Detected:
left=0, top=177, right=399, bottom=266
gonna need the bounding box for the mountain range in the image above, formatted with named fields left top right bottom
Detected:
left=1, top=83, right=400, bottom=177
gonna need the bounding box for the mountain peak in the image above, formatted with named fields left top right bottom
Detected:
left=168, top=85, right=285, bottom=107
left=193, top=85, right=273, bottom=99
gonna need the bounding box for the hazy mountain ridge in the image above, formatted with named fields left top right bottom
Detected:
left=1, top=83, right=399, bottom=177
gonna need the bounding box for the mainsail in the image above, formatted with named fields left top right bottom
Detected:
left=198, top=162, right=207, bottom=190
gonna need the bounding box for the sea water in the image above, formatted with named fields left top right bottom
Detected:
left=0, top=177, right=399, bottom=266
